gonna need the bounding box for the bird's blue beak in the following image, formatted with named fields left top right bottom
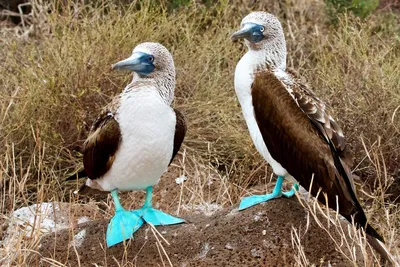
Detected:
left=231, top=23, right=264, bottom=43
left=112, top=52, right=155, bottom=76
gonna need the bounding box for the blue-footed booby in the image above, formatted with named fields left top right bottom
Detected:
left=231, top=12, right=394, bottom=263
left=67, top=42, right=186, bottom=247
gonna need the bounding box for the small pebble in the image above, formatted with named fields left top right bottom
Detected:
left=225, top=243, right=234, bottom=250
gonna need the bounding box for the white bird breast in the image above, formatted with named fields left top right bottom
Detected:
left=97, top=87, right=176, bottom=191
left=234, top=50, right=288, bottom=177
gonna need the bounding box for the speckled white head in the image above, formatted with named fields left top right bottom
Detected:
left=131, top=42, right=175, bottom=78
left=232, top=12, right=287, bottom=70
left=113, top=42, right=176, bottom=104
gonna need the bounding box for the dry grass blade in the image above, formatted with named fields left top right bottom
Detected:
left=148, top=223, right=171, bottom=246
left=0, top=0, right=399, bottom=266
left=150, top=224, right=173, bottom=267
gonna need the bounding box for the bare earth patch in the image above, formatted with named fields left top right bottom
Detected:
left=30, top=198, right=363, bottom=267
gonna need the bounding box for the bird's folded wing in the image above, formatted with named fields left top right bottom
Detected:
left=169, top=109, right=187, bottom=165
left=83, top=111, right=121, bottom=180
left=286, top=68, right=346, bottom=153
left=251, top=70, right=356, bottom=204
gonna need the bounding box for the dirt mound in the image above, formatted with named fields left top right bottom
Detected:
left=31, top=198, right=363, bottom=266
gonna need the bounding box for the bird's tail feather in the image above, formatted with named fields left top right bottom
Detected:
left=366, top=234, right=398, bottom=266
left=365, top=223, right=384, bottom=243
left=328, top=140, right=394, bottom=264
left=65, top=169, right=87, bottom=181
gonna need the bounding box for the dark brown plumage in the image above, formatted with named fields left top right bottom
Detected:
left=82, top=111, right=121, bottom=180
left=170, top=109, right=187, bottom=165
left=251, top=70, right=383, bottom=242
left=64, top=110, right=121, bottom=195
left=65, top=110, right=120, bottom=182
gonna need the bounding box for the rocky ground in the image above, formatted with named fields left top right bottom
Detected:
left=0, top=164, right=371, bottom=266
left=28, top=198, right=363, bottom=267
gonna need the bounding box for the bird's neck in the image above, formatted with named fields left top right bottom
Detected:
left=234, top=40, right=287, bottom=105
left=245, top=38, right=287, bottom=72
left=126, top=72, right=175, bottom=105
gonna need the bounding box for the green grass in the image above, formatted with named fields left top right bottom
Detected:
left=0, top=0, right=399, bottom=265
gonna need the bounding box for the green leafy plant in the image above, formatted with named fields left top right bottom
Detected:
left=324, top=0, right=379, bottom=21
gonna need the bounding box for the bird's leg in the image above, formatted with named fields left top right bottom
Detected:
left=142, top=186, right=153, bottom=209
left=111, top=189, right=124, bottom=212
left=239, top=176, right=299, bottom=210
left=106, top=190, right=144, bottom=247
left=281, top=182, right=299, bottom=197
left=132, top=186, right=185, bottom=226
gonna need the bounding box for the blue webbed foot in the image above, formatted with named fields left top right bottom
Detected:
left=132, top=186, right=184, bottom=226
left=106, top=209, right=144, bottom=247
left=239, top=176, right=299, bottom=211
left=106, top=186, right=184, bottom=247
left=133, top=207, right=185, bottom=226
left=239, top=193, right=281, bottom=210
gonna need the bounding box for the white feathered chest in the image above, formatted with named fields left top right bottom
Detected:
left=97, top=87, right=176, bottom=191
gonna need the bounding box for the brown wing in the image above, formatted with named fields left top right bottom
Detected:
left=169, top=109, right=187, bottom=165
left=286, top=68, right=346, bottom=153
left=83, top=111, right=121, bottom=180
left=251, top=71, right=382, bottom=241
left=66, top=96, right=122, bottom=181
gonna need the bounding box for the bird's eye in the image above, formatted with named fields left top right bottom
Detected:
left=148, top=56, right=154, bottom=62
left=260, top=26, right=265, bottom=32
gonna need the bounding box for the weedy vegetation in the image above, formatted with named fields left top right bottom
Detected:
left=0, top=0, right=399, bottom=266
left=324, top=0, right=380, bottom=20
